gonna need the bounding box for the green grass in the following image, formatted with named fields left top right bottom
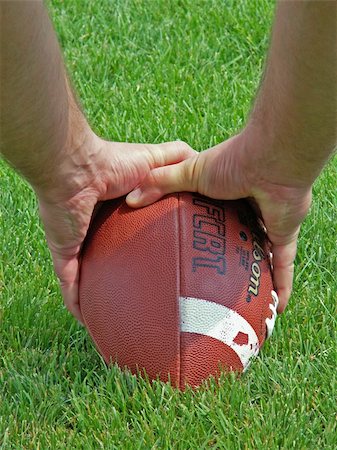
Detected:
left=1, top=0, right=336, bottom=448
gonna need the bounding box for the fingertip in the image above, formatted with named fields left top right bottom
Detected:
left=68, top=302, right=85, bottom=325
left=276, top=300, right=286, bottom=314
left=126, top=188, right=143, bottom=207
left=275, top=287, right=291, bottom=314
left=126, top=177, right=168, bottom=208
left=60, top=280, right=85, bottom=324
left=75, top=309, right=85, bottom=326
left=64, top=298, right=85, bottom=324
left=126, top=189, right=162, bottom=208
left=271, top=252, right=294, bottom=314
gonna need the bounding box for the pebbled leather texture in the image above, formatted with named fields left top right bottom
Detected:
left=79, top=192, right=276, bottom=388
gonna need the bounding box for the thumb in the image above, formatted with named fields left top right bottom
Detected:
left=126, top=154, right=201, bottom=207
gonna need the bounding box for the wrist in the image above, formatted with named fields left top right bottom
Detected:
left=235, top=126, right=312, bottom=233
left=242, top=122, right=317, bottom=190
left=34, top=130, right=104, bottom=203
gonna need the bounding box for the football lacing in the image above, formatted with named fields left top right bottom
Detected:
left=265, top=290, right=279, bottom=339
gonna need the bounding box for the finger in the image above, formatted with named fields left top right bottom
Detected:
left=148, top=141, right=197, bottom=168
left=51, top=249, right=84, bottom=324
left=126, top=154, right=200, bottom=207
left=270, top=235, right=298, bottom=313
left=60, top=278, right=84, bottom=325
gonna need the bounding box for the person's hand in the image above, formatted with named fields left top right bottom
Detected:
left=126, top=131, right=313, bottom=312
left=36, top=135, right=194, bottom=323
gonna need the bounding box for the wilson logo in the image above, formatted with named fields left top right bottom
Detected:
left=247, top=238, right=265, bottom=297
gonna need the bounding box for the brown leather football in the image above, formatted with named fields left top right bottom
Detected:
left=79, top=193, right=278, bottom=388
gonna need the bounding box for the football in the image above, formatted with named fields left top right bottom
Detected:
left=79, top=193, right=278, bottom=388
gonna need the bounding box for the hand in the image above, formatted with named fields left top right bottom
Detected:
left=126, top=131, right=313, bottom=312
left=37, top=135, right=194, bottom=323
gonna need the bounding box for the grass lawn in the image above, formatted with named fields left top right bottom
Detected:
left=1, top=0, right=336, bottom=448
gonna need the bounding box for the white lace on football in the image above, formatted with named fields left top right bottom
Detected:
left=265, top=290, right=279, bottom=339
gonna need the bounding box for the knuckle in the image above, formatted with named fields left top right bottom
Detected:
left=148, top=171, right=159, bottom=186
left=173, top=140, right=193, bottom=154
left=182, top=156, right=199, bottom=190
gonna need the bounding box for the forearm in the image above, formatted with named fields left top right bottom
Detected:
left=0, top=0, right=92, bottom=191
left=246, top=0, right=337, bottom=186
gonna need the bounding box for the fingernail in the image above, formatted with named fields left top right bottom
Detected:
left=127, top=188, right=142, bottom=202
